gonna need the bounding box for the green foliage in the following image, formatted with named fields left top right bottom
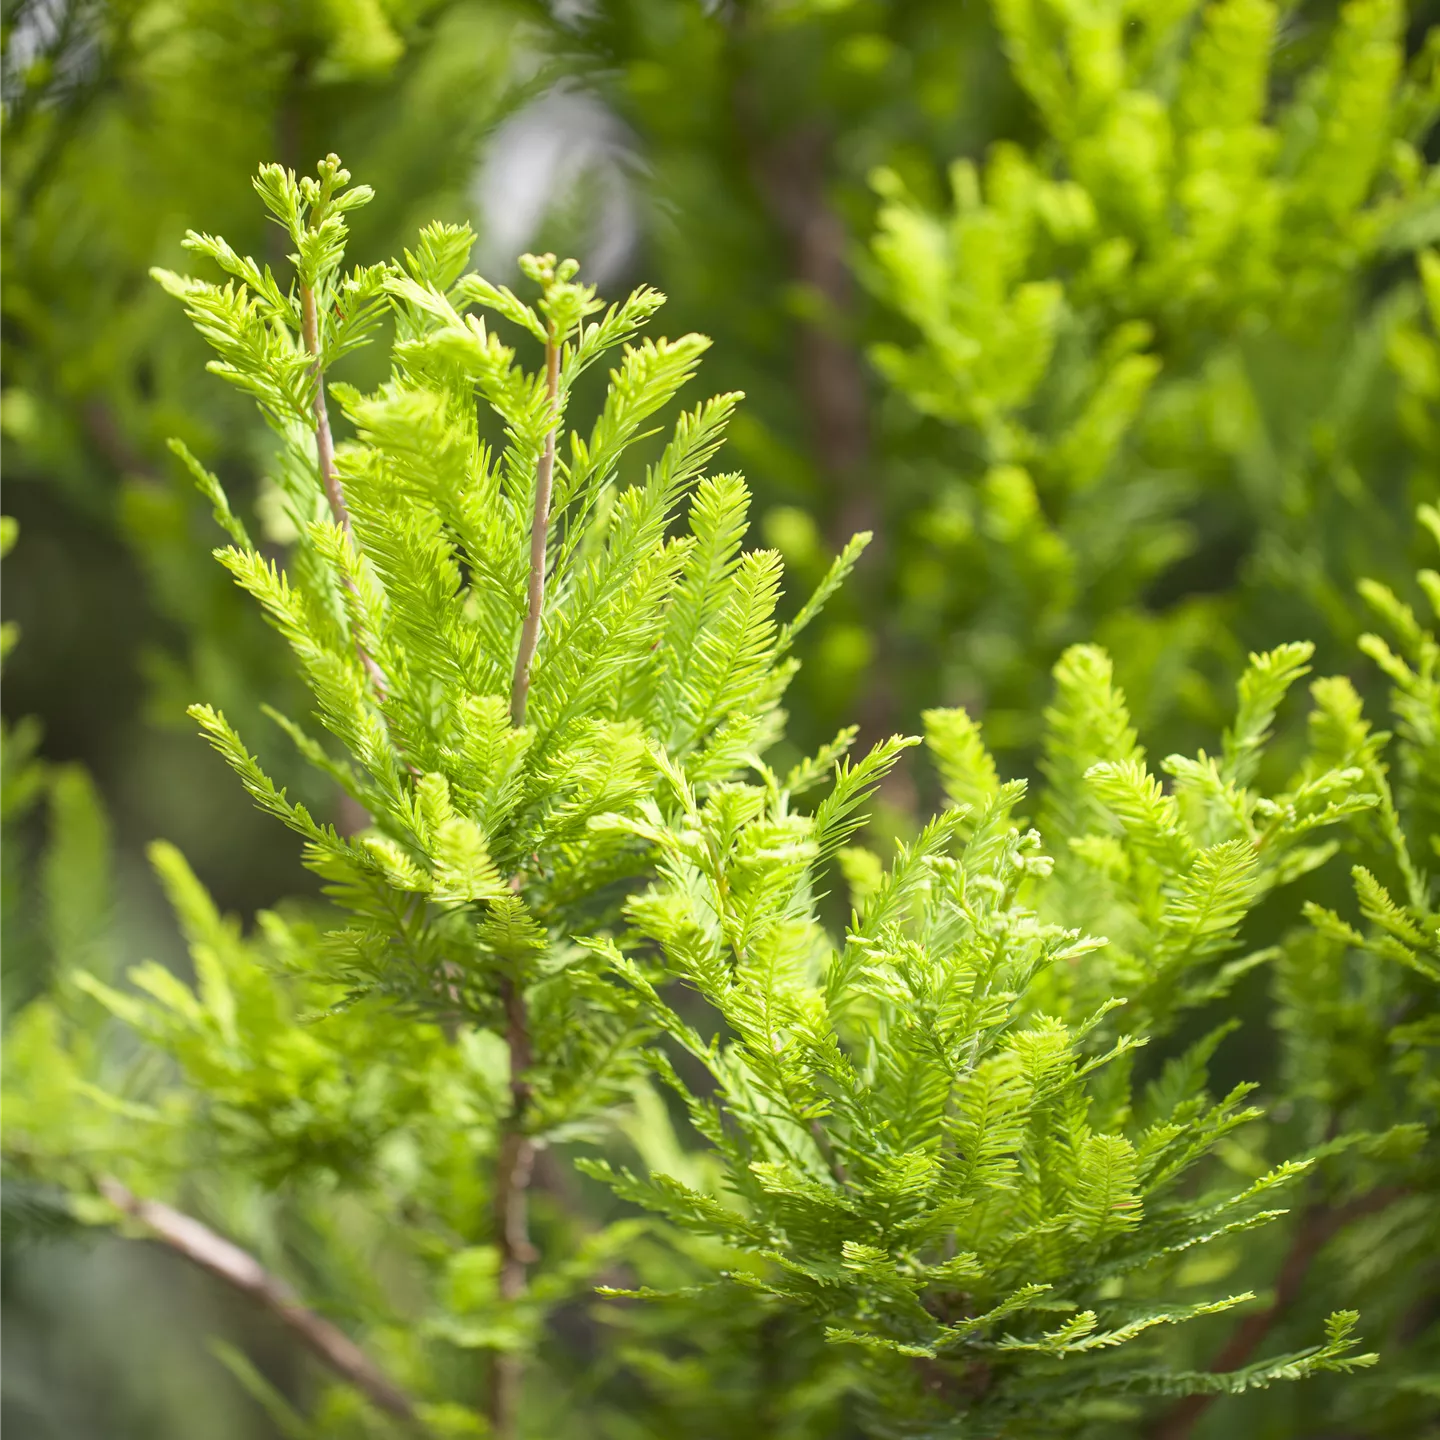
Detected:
left=1260, top=520, right=1440, bottom=1437
left=3, top=130, right=1438, bottom=1440
left=1, top=155, right=864, bottom=1434
left=583, top=627, right=1392, bottom=1432
left=1, top=516, right=125, bottom=1261
left=0, top=0, right=534, bottom=932
left=868, top=0, right=1440, bottom=756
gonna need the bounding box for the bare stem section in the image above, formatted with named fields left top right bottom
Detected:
left=510, top=330, right=561, bottom=728
left=489, top=974, right=538, bottom=1437
left=300, top=282, right=388, bottom=698
left=301, top=283, right=349, bottom=534
left=99, top=1177, right=419, bottom=1423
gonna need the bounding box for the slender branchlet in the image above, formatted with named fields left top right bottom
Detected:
left=299, top=279, right=390, bottom=700
left=510, top=323, right=561, bottom=728
left=299, top=282, right=347, bottom=536
left=100, top=1177, right=421, bottom=1426
left=492, top=293, right=565, bottom=1416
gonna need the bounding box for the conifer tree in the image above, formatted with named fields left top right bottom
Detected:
left=6, top=157, right=1436, bottom=1439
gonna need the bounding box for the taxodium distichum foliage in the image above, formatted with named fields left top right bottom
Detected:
left=868, top=0, right=1440, bottom=762
left=2, top=155, right=1435, bottom=1440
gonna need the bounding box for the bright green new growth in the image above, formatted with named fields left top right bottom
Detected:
left=148, top=154, right=862, bottom=1018
left=4, top=156, right=1435, bottom=1438
left=144, top=152, right=868, bottom=1432
left=868, top=0, right=1439, bottom=753
left=583, top=637, right=1384, bottom=1432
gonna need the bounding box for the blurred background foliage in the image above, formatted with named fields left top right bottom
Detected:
left=3, top=0, right=1439, bottom=1436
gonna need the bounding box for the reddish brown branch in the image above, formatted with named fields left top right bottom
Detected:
left=728, top=41, right=893, bottom=745
left=299, top=282, right=389, bottom=698
left=300, top=283, right=348, bottom=536
left=99, top=1177, right=419, bottom=1424
left=726, top=2, right=872, bottom=537
left=489, top=974, right=538, bottom=1438
left=510, top=329, right=561, bottom=728
left=82, top=398, right=153, bottom=479
left=1152, top=1188, right=1405, bottom=1440
left=751, top=124, right=874, bottom=552
left=914, top=1354, right=992, bottom=1408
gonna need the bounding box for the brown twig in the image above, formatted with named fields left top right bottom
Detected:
left=914, top=1354, right=993, bottom=1408
left=300, top=283, right=349, bottom=535
left=510, top=326, right=562, bottom=728
left=299, top=281, right=389, bottom=699
left=81, top=398, right=153, bottom=480
left=490, top=974, right=538, bottom=1438
left=1151, top=1187, right=1405, bottom=1440
left=98, top=1177, right=420, bottom=1424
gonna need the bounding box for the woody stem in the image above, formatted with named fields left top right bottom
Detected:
left=510, top=328, right=561, bottom=728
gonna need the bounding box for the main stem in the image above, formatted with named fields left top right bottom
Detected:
left=490, top=314, right=559, bottom=1433
left=510, top=328, right=561, bottom=728
left=490, top=973, right=537, bottom=1437
left=300, top=281, right=388, bottom=698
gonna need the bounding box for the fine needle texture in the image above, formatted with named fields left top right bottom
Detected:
left=2, top=146, right=1434, bottom=1440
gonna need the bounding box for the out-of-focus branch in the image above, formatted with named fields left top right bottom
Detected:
left=750, top=124, right=874, bottom=553
left=99, top=1177, right=421, bottom=1425
left=727, top=29, right=897, bottom=750
left=1151, top=1187, right=1405, bottom=1440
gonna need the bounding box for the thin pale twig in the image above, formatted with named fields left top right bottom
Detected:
left=99, top=1177, right=421, bottom=1424
left=510, top=327, right=561, bottom=728
left=300, top=281, right=389, bottom=698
